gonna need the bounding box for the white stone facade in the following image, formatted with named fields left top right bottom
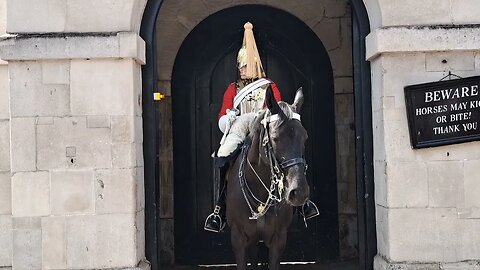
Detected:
left=0, top=0, right=479, bottom=269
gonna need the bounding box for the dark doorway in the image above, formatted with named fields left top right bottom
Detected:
left=172, top=5, right=338, bottom=266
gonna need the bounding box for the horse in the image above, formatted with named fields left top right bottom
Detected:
left=226, top=87, right=310, bottom=270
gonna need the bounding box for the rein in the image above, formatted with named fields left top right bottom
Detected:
left=238, top=112, right=307, bottom=220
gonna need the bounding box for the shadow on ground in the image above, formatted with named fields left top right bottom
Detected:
left=162, top=260, right=358, bottom=270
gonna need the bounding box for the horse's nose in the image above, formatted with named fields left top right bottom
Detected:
left=287, top=183, right=309, bottom=206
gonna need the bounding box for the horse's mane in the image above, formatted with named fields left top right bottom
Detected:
left=248, top=101, right=296, bottom=137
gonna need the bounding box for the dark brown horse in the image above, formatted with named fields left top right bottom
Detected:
left=226, top=87, right=310, bottom=270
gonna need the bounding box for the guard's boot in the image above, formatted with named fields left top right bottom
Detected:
left=204, top=165, right=228, bottom=233
left=302, top=199, right=319, bottom=220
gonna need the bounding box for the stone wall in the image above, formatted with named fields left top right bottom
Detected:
left=367, top=23, right=480, bottom=270
left=0, top=0, right=148, bottom=269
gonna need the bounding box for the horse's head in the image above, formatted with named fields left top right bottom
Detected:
left=265, top=87, right=310, bottom=207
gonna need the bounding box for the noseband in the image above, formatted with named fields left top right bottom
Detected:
left=238, top=112, right=307, bottom=220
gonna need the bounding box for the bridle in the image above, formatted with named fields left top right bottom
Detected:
left=238, top=112, right=307, bottom=220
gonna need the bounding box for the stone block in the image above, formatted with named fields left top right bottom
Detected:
left=13, top=217, right=41, bottom=230
left=7, top=0, right=66, bottom=33
left=0, top=1, right=6, bottom=35
left=329, top=43, right=353, bottom=77
left=95, top=169, right=136, bottom=214
left=374, top=160, right=387, bottom=207
left=37, top=117, right=111, bottom=170
left=0, top=215, right=12, bottom=266
left=462, top=160, right=480, bottom=209
left=312, top=18, right=341, bottom=51
left=136, top=142, right=144, bottom=167
left=335, top=125, right=354, bottom=157
left=325, top=0, right=348, bottom=18
left=451, top=0, right=480, bottom=25
left=160, top=218, right=175, bottom=265
left=66, top=214, right=138, bottom=269
left=112, top=116, right=136, bottom=143
left=334, top=76, right=353, bottom=94
left=372, top=110, right=386, bottom=161
left=119, top=32, right=146, bottom=65
left=50, top=170, right=94, bottom=215
left=415, top=141, right=480, bottom=162
left=0, top=66, right=8, bottom=119
left=427, top=161, right=462, bottom=208
left=0, top=173, right=10, bottom=214
left=9, top=61, right=70, bottom=117
left=383, top=120, right=416, bottom=162
left=375, top=205, right=388, bottom=259
left=10, top=118, right=35, bottom=172
left=338, top=214, right=358, bottom=260
left=12, top=229, right=42, bottom=269
left=374, top=255, right=441, bottom=270
left=386, top=161, right=428, bottom=208
left=86, top=115, right=110, bottom=128
left=65, top=0, right=136, bottom=32
left=42, top=216, right=66, bottom=269
left=458, top=219, right=480, bottom=259
left=0, top=120, right=9, bottom=171
left=42, top=60, right=70, bottom=84
left=160, top=161, right=173, bottom=218
left=379, top=0, right=451, bottom=27
left=426, top=52, right=475, bottom=72
left=442, top=261, right=480, bottom=270
left=11, top=171, right=49, bottom=217
left=476, top=53, right=480, bottom=71
left=388, top=208, right=460, bottom=262
left=36, top=117, right=54, bottom=125
left=136, top=167, right=145, bottom=211
left=135, top=210, right=145, bottom=261
left=70, top=59, right=135, bottom=115
left=334, top=94, right=354, bottom=126
left=367, top=28, right=480, bottom=60
left=112, top=143, right=136, bottom=168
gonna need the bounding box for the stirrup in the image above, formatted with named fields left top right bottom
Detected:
left=204, top=206, right=226, bottom=233
left=301, top=200, right=320, bottom=227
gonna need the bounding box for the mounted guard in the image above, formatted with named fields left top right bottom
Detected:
left=204, top=22, right=319, bottom=233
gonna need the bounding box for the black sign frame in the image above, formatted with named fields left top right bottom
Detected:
left=404, top=75, right=480, bottom=149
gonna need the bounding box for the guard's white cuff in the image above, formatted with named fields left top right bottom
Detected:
left=218, top=115, right=228, bottom=133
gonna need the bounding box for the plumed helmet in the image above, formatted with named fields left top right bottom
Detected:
left=237, top=22, right=265, bottom=79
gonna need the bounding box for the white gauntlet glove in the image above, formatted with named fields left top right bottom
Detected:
left=218, top=108, right=239, bottom=133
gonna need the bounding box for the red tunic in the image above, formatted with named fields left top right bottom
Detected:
left=218, top=82, right=282, bottom=120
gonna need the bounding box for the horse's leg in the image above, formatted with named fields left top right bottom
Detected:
left=266, top=230, right=287, bottom=270
left=247, top=241, right=259, bottom=269
left=231, top=225, right=249, bottom=270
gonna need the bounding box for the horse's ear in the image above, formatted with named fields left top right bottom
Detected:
left=265, top=86, right=281, bottom=115
left=292, top=87, right=304, bottom=113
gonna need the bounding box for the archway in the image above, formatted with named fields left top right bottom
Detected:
left=172, top=5, right=337, bottom=265
left=140, top=1, right=375, bottom=269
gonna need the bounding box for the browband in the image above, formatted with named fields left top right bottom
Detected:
left=268, top=113, right=301, bottom=123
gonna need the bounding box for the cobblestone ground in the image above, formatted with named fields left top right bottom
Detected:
left=162, top=260, right=357, bottom=270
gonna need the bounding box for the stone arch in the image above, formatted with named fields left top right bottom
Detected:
left=139, top=0, right=376, bottom=268
left=156, top=1, right=353, bottom=82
